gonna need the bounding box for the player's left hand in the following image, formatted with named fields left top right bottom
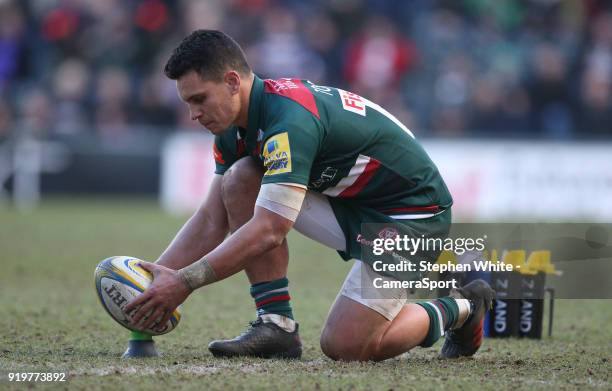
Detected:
left=125, top=262, right=192, bottom=332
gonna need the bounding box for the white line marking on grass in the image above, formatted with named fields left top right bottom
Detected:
left=70, top=362, right=267, bottom=377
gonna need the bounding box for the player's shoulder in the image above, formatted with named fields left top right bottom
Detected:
left=262, top=78, right=324, bottom=121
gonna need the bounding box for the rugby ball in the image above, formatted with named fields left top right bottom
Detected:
left=94, top=256, right=181, bottom=335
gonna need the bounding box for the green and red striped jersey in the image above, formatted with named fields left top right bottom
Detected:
left=214, top=76, right=452, bottom=216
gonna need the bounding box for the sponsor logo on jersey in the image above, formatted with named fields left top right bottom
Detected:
left=267, top=139, right=279, bottom=154
left=263, top=132, right=292, bottom=175
left=338, top=89, right=366, bottom=116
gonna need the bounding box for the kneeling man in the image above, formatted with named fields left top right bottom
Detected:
left=124, top=30, right=494, bottom=361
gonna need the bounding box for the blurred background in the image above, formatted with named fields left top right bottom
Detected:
left=0, top=0, right=611, bottom=220
left=1, top=4, right=611, bottom=384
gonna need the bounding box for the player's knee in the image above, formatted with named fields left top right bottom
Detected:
left=221, top=157, right=264, bottom=211
left=319, top=329, right=338, bottom=360
left=320, top=328, right=364, bottom=362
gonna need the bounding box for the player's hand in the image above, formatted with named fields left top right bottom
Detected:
left=125, top=262, right=192, bottom=332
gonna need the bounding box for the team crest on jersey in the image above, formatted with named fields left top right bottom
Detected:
left=311, top=167, right=338, bottom=188
left=263, top=132, right=292, bottom=176
left=378, top=227, right=400, bottom=240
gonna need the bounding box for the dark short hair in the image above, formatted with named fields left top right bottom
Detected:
left=164, top=30, right=251, bottom=81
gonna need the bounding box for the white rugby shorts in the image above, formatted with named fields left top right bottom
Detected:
left=293, top=191, right=408, bottom=320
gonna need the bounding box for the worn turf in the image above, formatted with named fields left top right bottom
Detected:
left=0, top=198, right=610, bottom=390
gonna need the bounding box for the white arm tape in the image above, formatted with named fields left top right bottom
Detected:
left=255, top=183, right=306, bottom=222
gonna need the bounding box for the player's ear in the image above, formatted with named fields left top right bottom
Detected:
left=224, top=71, right=241, bottom=95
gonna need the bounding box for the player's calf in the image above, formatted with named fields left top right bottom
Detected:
left=319, top=291, right=480, bottom=362
left=415, top=296, right=473, bottom=348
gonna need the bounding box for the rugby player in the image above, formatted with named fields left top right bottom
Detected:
left=123, top=30, right=494, bottom=361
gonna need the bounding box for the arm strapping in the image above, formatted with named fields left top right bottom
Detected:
left=177, top=258, right=218, bottom=291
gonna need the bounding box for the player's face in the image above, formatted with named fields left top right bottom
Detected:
left=177, top=70, right=241, bottom=135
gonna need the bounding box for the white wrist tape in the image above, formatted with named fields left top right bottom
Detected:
left=178, top=258, right=218, bottom=291
left=255, top=183, right=306, bottom=222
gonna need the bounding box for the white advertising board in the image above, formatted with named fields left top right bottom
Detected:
left=160, top=133, right=216, bottom=215
left=426, top=141, right=612, bottom=221
left=161, top=133, right=612, bottom=221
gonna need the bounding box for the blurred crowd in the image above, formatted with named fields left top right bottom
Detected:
left=0, top=0, right=611, bottom=144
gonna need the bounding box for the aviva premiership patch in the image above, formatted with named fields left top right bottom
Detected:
left=263, top=132, right=292, bottom=175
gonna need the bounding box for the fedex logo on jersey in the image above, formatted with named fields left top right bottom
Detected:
left=337, top=88, right=416, bottom=138
left=262, top=132, right=292, bottom=176
left=339, top=89, right=366, bottom=116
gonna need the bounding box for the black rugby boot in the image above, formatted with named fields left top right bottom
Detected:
left=440, top=279, right=495, bottom=358
left=208, top=317, right=302, bottom=359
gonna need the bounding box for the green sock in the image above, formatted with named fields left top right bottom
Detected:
left=130, top=331, right=153, bottom=341
left=250, top=277, right=294, bottom=319
left=416, top=297, right=460, bottom=347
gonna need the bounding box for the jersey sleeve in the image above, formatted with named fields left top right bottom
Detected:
left=261, top=122, right=321, bottom=187
left=213, top=134, right=236, bottom=175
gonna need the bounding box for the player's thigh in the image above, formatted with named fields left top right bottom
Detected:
left=293, top=190, right=346, bottom=251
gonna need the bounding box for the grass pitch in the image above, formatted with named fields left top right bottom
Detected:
left=0, top=198, right=610, bottom=390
